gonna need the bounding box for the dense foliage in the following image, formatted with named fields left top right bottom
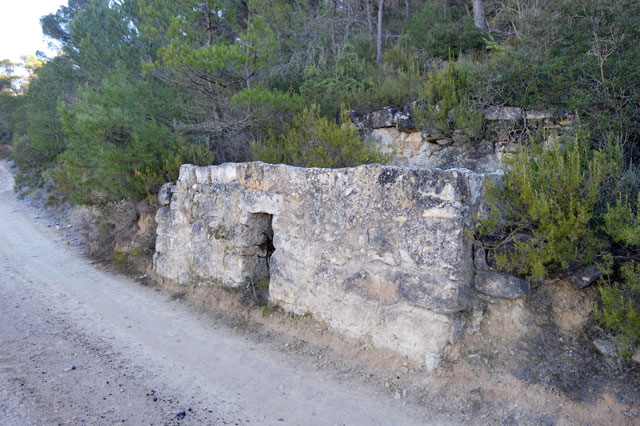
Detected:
left=253, top=106, right=389, bottom=168
left=3, top=0, right=640, bottom=358
left=478, top=134, right=621, bottom=281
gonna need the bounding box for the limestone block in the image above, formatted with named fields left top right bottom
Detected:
left=195, top=167, right=211, bottom=184
left=484, top=106, right=524, bottom=122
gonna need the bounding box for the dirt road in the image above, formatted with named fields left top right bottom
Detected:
left=0, top=160, right=430, bottom=425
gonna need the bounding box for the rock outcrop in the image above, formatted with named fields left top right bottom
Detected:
left=352, top=105, right=574, bottom=174
left=154, top=162, right=484, bottom=369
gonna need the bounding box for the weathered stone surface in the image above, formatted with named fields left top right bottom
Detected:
left=473, top=242, right=489, bottom=271
left=525, top=110, right=555, bottom=121
left=474, top=271, right=530, bottom=299
left=592, top=338, right=619, bottom=367
left=394, top=110, right=414, bottom=131
left=362, top=107, right=399, bottom=128
left=484, top=106, right=523, bottom=122
left=366, top=127, right=503, bottom=174
left=354, top=104, right=574, bottom=175
left=633, top=347, right=640, bottom=366
left=158, top=183, right=174, bottom=206
left=567, top=265, right=603, bottom=289
left=154, top=162, right=478, bottom=368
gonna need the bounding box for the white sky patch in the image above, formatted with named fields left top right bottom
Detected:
left=0, top=0, right=66, bottom=65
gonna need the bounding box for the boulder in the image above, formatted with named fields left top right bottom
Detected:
left=475, top=271, right=530, bottom=299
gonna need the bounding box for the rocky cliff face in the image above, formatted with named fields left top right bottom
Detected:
left=154, top=162, right=492, bottom=369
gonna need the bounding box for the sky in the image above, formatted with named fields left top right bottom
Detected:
left=0, top=0, right=66, bottom=64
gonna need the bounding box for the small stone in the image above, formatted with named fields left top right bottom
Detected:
left=436, top=138, right=453, bottom=146
left=631, top=347, right=640, bottom=366
left=63, top=366, right=76, bottom=372
left=402, top=389, right=408, bottom=399
left=176, top=410, right=186, bottom=420
left=474, top=271, right=530, bottom=299
left=473, top=242, right=489, bottom=271
left=452, top=129, right=465, bottom=144
left=158, top=183, right=175, bottom=206
left=593, top=338, right=619, bottom=366
left=394, top=391, right=401, bottom=400
left=420, top=129, right=438, bottom=143
left=525, top=110, right=555, bottom=121
left=567, top=265, right=602, bottom=289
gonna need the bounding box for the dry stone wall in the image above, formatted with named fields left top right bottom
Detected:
left=352, top=105, right=574, bottom=173
left=154, top=162, right=489, bottom=369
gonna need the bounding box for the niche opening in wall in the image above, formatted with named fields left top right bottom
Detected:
left=246, top=212, right=274, bottom=303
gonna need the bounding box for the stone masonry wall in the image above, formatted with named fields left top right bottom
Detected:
left=352, top=105, right=574, bottom=173
left=154, top=162, right=486, bottom=369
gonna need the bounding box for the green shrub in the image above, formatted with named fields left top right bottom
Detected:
left=597, top=193, right=640, bottom=358
left=52, top=67, right=212, bottom=204
left=298, top=45, right=426, bottom=117
left=299, top=50, right=372, bottom=118
left=478, top=133, right=621, bottom=281
left=362, top=49, right=426, bottom=111
left=251, top=105, right=389, bottom=168
left=403, top=3, right=483, bottom=60
left=416, top=60, right=483, bottom=141
left=604, top=194, right=640, bottom=247
left=596, top=262, right=640, bottom=359
left=231, top=86, right=304, bottom=126
left=11, top=56, right=73, bottom=189
left=112, top=248, right=144, bottom=276
left=137, top=139, right=214, bottom=201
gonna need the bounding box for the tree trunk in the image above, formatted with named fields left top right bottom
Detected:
left=376, top=0, right=384, bottom=64
left=365, top=0, right=374, bottom=38
left=473, top=0, right=488, bottom=32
